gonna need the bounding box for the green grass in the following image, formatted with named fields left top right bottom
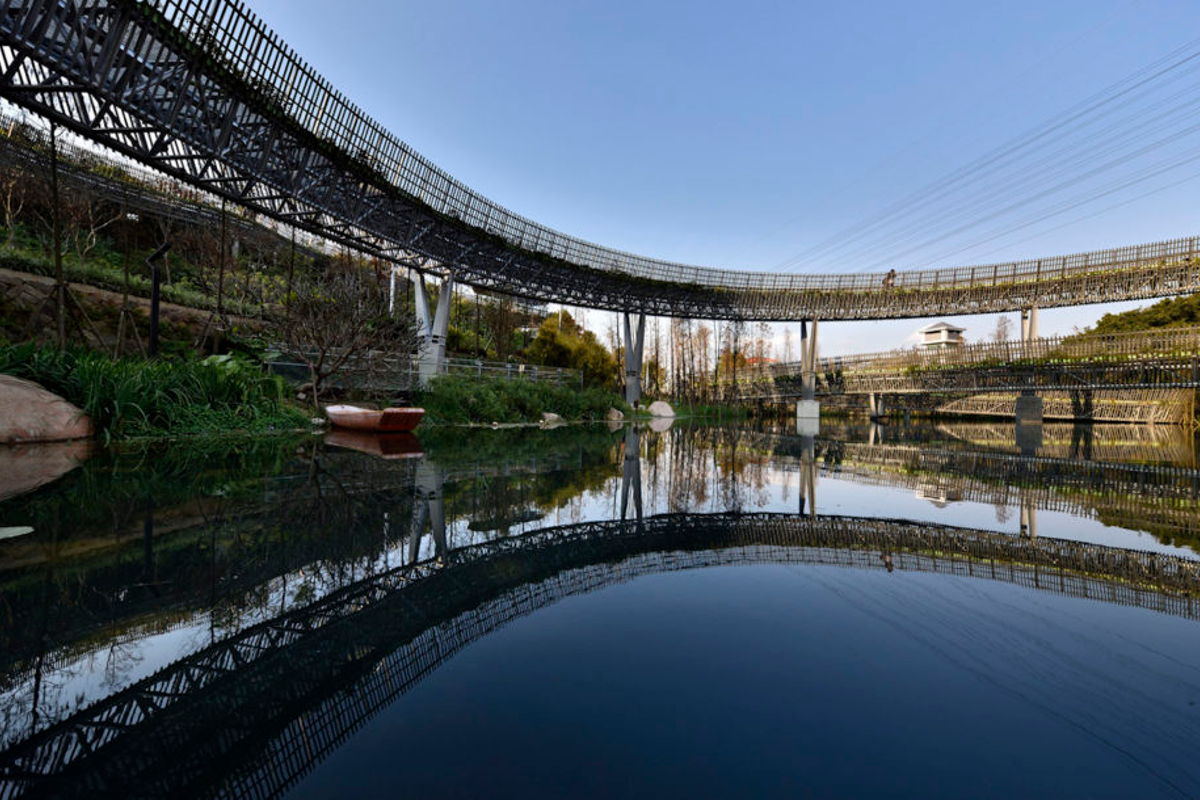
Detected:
left=0, top=342, right=309, bottom=439
left=0, top=249, right=263, bottom=316
left=416, top=375, right=629, bottom=425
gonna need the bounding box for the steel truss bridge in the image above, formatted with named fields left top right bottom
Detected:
left=729, top=326, right=1200, bottom=417
left=2, top=511, right=1198, bottom=799
left=0, top=0, right=1199, bottom=324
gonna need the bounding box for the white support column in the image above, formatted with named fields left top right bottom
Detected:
left=623, top=311, right=646, bottom=408
left=411, top=272, right=454, bottom=386
left=412, top=272, right=432, bottom=341
left=796, top=318, right=819, bottom=429
left=1019, top=305, right=1039, bottom=344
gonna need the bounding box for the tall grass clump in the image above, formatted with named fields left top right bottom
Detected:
left=417, top=375, right=628, bottom=425
left=0, top=342, right=308, bottom=439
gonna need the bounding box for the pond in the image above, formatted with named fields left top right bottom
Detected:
left=1, top=419, right=1199, bottom=797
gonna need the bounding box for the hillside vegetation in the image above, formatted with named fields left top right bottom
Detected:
left=1089, top=293, right=1200, bottom=334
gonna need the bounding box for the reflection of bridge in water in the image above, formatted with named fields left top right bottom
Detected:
left=748, top=425, right=1200, bottom=539
left=2, top=510, right=1199, bottom=799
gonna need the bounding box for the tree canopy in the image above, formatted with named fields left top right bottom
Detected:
left=525, top=311, right=617, bottom=388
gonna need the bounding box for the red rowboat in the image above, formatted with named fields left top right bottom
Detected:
left=324, top=404, right=424, bottom=432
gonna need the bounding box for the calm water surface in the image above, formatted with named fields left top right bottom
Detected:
left=1, top=420, right=1199, bottom=797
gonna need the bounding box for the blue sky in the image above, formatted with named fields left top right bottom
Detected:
left=247, top=0, right=1200, bottom=355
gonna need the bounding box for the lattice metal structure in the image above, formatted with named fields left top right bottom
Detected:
left=730, top=326, right=1200, bottom=398
left=2, top=511, right=1198, bottom=798
left=934, top=420, right=1197, bottom=462
left=1, top=0, right=1199, bottom=320
left=805, top=439, right=1200, bottom=536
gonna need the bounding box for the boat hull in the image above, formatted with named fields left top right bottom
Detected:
left=324, top=404, right=424, bottom=432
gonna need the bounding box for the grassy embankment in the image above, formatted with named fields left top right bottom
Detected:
left=416, top=375, right=629, bottom=425
left=0, top=341, right=308, bottom=440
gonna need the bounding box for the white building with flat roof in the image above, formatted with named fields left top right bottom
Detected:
left=917, top=321, right=965, bottom=349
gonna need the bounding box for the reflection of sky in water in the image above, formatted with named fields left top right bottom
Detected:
left=294, top=562, right=1200, bottom=799
left=5, top=423, right=1200, bottom=761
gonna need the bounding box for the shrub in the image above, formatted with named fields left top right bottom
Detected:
left=417, top=375, right=628, bottom=425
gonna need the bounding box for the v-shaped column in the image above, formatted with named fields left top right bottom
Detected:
left=412, top=272, right=454, bottom=386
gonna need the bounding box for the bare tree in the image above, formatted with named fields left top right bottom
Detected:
left=62, top=175, right=124, bottom=261
left=0, top=144, right=27, bottom=250
left=993, top=315, right=1013, bottom=342
left=273, top=271, right=419, bottom=410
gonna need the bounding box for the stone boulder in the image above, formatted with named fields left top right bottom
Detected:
left=647, top=400, right=675, bottom=418
left=0, top=375, right=92, bottom=443
left=606, top=408, right=624, bottom=422
left=541, top=412, right=563, bottom=423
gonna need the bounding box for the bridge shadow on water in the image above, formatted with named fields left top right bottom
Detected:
left=1, top=422, right=1200, bottom=796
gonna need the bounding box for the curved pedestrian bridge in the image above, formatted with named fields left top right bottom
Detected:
left=1, top=0, right=1198, bottom=319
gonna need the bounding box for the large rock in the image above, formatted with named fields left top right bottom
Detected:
left=647, top=400, right=675, bottom=418
left=540, top=412, right=563, bottom=423
left=0, top=375, right=92, bottom=443
left=606, top=408, right=625, bottom=422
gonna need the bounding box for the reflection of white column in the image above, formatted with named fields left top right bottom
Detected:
left=621, top=426, right=643, bottom=522
left=623, top=312, right=645, bottom=407
left=798, top=434, right=817, bottom=518
left=411, top=460, right=446, bottom=560
left=1019, top=498, right=1037, bottom=539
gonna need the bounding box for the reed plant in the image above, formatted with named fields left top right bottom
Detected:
left=0, top=341, right=308, bottom=439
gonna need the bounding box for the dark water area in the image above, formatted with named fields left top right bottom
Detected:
left=2, top=419, right=1200, bottom=797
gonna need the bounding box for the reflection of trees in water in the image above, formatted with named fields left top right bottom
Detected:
left=652, top=425, right=778, bottom=514
left=0, top=427, right=631, bottom=744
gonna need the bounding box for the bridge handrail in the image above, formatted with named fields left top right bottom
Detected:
left=126, top=1, right=1199, bottom=293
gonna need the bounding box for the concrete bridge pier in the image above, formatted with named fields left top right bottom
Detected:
left=409, top=460, right=447, bottom=562
left=867, top=392, right=886, bottom=420
left=412, top=272, right=454, bottom=386
left=623, top=312, right=646, bottom=408
left=1020, top=304, right=1039, bottom=343
left=796, top=318, right=820, bottom=432
left=1016, top=303, right=1044, bottom=433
